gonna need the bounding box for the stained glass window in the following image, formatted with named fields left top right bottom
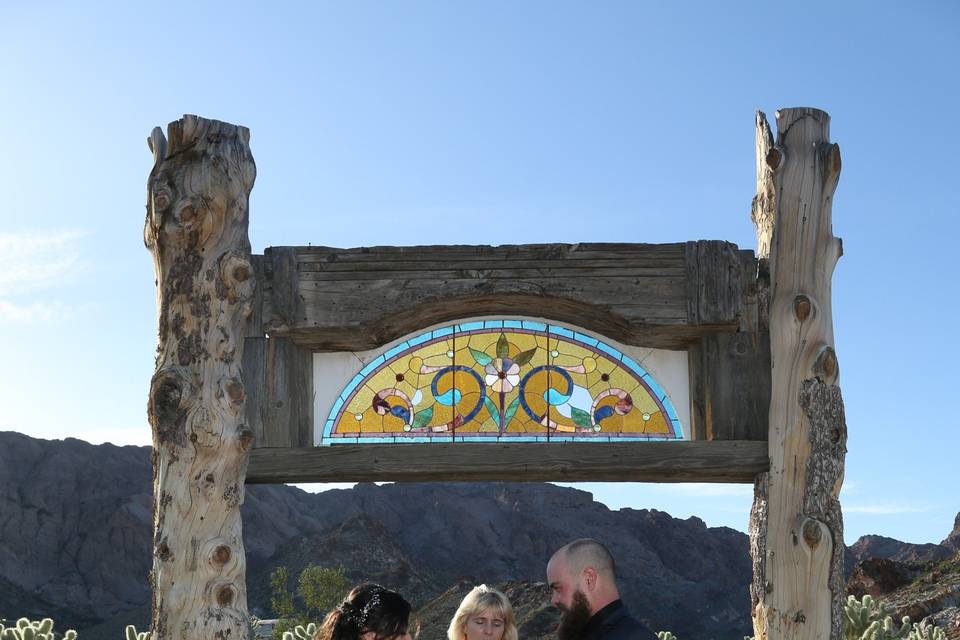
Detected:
left=320, top=320, right=683, bottom=444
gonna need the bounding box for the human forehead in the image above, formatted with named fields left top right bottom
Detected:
left=471, top=605, right=504, bottom=620
left=547, top=553, right=572, bottom=580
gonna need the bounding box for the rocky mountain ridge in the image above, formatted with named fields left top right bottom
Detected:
left=1, top=431, right=957, bottom=640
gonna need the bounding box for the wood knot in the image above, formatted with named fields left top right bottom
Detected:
left=156, top=541, right=172, bottom=562
left=794, top=610, right=806, bottom=624
left=802, top=520, right=822, bottom=548
left=151, top=378, right=182, bottom=424
left=215, top=584, right=235, bottom=608
left=813, top=346, right=839, bottom=384
left=764, top=580, right=773, bottom=594
left=237, top=426, right=254, bottom=451
left=766, top=147, right=783, bottom=171
left=218, top=253, right=254, bottom=304
left=793, top=295, right=812, bottom=322
left=828, top=143, right=842, bottom=176
left=225, top=378, right=245, bottom=404
left=211, top=545, right=232, bottom=566
left=153, top=191, right=170, bottom=211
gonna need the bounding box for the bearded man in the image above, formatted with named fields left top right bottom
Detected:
left=546, top=539, right=656, bottom=640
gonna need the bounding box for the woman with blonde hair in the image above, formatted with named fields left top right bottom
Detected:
left=447, top=585, right=518, bottom=640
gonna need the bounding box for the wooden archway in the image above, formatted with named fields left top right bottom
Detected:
left=144, top=108, right=845, bottom=640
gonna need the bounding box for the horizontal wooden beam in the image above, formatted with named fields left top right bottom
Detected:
left=255, top=241, right=756, bottom=351
left=245, top=440, right=769, bottom=484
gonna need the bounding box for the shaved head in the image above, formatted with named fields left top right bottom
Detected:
left=559, top=538, right=615, bottom=578
left=547, top=538, right=620, bottom=617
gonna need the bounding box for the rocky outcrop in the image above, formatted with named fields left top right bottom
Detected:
left=883, top=554, right=960, bottom=626
left=0, top=432, right=753, bottom=638
left=846, top=558, right=927, bottom=599
left=0, top=433, right=153, bottom=628
left=942, top=514, right=960, bottom=553
left=2, top=431, right=957, bottom=640
left=242, top=484, right=753, bottom=639
left=848, top=535, right=953, bottom=564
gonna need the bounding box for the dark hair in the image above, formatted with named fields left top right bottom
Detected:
left=316, top=584, right=413, bottom=640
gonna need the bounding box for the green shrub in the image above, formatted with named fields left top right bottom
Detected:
left=270, top=564, right=349, bottom=639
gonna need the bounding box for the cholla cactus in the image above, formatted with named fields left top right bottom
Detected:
left=0, top=618, right=76, bottom=640
left=656, top=632, right=677, bottom=640
left=125, top=625, right=150, bottom=640
left=907, top=621, right=946, bottom=640
left=282, top=623, right=318, bottom=640
left=846, top=595, right=899, bottom=640
left=861, top=616, right=912, bottom=640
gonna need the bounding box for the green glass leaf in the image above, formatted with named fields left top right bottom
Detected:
left=513, top=347, right=537, bottom=366
left=503, top=396, right=521, bottom=426
left=470, top=347, right=493, bottom=366
left=496, top=333, right=509, bottom=359
left=483, top=396, right=501, bottom=423
left=412, top=405, right=434, bottom=429
left=571, top=407, right=592, bottom=428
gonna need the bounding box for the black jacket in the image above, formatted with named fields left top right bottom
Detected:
left=580, top=600, right=657, bottom=640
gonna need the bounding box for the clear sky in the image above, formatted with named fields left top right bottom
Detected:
left=1, top=1, right=957, bottom=545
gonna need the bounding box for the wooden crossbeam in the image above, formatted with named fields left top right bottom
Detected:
left=245, top=440, right=769, bottom=484
left=253, top=241, right=756, bottom=351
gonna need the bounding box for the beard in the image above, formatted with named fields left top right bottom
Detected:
left=557, top=589, right=593, bottom=640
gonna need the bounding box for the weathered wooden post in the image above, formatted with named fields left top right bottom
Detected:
left=145, top=115, right=257, bottom=639
left=749, top=108, right=847, bottom=640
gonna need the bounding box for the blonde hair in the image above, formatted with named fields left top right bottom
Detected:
left=447, top=585, right=518, bottom=640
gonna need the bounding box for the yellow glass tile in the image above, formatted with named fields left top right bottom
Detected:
left=359, top=411, right=383, bottom=432
left=605, top=368, right=640, bottom=395
left=584, top=370, right=604, bottom=390
left=642, top=411, right=671, bottom=433
left=467, top=333, right=499, bottom=352
left=552, top=413, right=578, bottom=432
left=632, top=391, right=661, bottom=415
left=382, top=413, right=407, bottom=432
left=521, top=370, right=549, bottom=418
left=432, top=403, right=454, bottom=430
left=477, top=418, right=499, bottom=433
left=337, top=414, right=362, bottom=433
left=509, top=332, right=539, bottom=354
left=599, top=413, right=625, bottom=433
left=365, top=367, right=400, bottom=394
left=506, top=417, right=532, bottom=432
left=525, top=419, right=548, bottom=434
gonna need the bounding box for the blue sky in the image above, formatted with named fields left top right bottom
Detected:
left=1, top=1, right=957, bottom=545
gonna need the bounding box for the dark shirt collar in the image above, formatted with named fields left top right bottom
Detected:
left=582, top=599, right=626, bottom=639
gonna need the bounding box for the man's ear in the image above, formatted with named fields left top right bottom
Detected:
left=583, top=566, right=598, bottom=591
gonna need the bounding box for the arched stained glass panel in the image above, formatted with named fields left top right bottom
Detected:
left=321, top=320, right=683, bottom=444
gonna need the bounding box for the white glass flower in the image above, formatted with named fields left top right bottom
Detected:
left=484, top=357, right=521, bottom=393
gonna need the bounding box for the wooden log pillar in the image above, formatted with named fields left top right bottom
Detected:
left=145, top=115, right=257, bottom=639
left=749, top=108, right=847, bottom=640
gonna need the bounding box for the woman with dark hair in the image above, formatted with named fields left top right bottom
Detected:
left=315, top=584, right=415, bottom=640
